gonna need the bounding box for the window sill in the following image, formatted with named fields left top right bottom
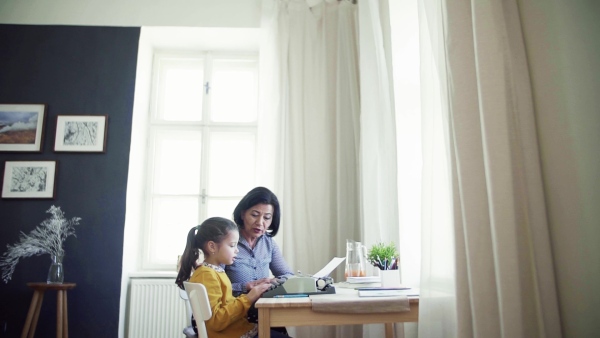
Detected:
left=129, top=271, right=177, bottom=278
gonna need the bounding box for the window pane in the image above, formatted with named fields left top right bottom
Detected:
left=157, top=58, right=204, bottom=121
left=149, top=197, right=200, bottom=266
left=210, top=60, right=258, bottom=123
left=208, top=131, right=256, bottom=196
left=206, top=198, right=240, bottom=220
left=152, top=129, right=202, bottom=194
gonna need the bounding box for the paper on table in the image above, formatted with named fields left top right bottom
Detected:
left=313, top=257, right=346, bottom=278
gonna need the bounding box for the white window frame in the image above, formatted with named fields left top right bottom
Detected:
left=141, top=50, right=260, bottom=271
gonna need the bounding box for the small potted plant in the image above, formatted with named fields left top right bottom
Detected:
left=367, top=242, right=400, bottom=287
left=367, top=241, right=398, bottom=270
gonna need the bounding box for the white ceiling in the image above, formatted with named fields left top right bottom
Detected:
left=0, top=0, right=261, bottom=28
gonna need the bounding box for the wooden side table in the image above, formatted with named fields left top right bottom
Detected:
left=21, top=282, right=77, bottom=338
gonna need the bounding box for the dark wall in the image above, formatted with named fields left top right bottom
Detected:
left=0, top=24, right=140, bottom=337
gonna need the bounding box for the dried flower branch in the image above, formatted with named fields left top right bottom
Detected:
left=0, top=205, right=81, bottom=283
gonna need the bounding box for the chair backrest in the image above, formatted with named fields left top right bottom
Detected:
left=179, top=288, right=193, bottom=325
left=179, top=288, right=197, bottom=337
left=183, top=281, right=212, bottom=338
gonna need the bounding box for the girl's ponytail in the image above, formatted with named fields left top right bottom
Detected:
left=175, top=217, right=237, bottom=289
left=176, top=226, right=201, bottom=289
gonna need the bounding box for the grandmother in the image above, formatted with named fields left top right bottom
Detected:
left=225, top=186, right=294, bottom=295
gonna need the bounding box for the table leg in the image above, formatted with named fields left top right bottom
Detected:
left=21, top=291, right=41, bottom=338
left=57, top=290, right=64, bottom=338
left=385, top=322, right=394, bottom=338
left=28, top=291, right=45, bottom=338
left=258, top=308, right=271, bottom=338
left=63, top=291, right=69, bottom=338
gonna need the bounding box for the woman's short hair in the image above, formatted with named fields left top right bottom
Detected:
left=233, top=186, right=281, bottom=236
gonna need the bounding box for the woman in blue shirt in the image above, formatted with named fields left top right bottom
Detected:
left=226, top=187, right=294, bottom=295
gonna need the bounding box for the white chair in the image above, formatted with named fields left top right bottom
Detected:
left=183, top=281, right=212, bottom=338
left=179, top=287, right=197, bottom=338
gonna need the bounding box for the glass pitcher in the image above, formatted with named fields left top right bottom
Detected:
left=345, top=239, right=367, bottom=278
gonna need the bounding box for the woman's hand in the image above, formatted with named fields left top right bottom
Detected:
left=245, top=278, right=272, bottom=291
left=245, top=281, right=271, bottom=302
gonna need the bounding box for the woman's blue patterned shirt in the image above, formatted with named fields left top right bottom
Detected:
left=225, top=234, right=294, bottom=293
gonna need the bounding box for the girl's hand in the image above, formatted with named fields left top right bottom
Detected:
left=245, top=278, right=272, bottom=291
left=246, top=282, right=271, bottom=302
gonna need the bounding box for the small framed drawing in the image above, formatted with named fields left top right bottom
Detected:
left=0, top=103, right=47, bottom=152
left=54, top=115, right=108, bottom=152
left=2, top=161, right=57, bottom=199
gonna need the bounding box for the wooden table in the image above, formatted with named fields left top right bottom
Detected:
left=21, top=282, right=77, bottom=338
left=256, top=290, right=419, bottom=338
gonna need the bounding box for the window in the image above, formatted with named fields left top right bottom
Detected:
left=143, top=52, right=259, bottom=270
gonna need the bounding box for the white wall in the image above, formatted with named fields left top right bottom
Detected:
left=0, top=0, right=260, bottom=27
left=519, top=0, right=600, bottom=337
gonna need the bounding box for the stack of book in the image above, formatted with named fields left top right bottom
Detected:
left=346, top=276, right=380, bottom=284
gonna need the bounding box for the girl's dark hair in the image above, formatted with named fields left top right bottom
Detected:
left=233, top=186, right=281, bottom=237
left=175, top=217, right=237, bottom=289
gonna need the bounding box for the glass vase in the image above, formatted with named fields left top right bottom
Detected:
left=47, top=254, right=64, bottom=284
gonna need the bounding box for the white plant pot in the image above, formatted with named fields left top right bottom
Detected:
left=379, top=269, right=401, bottom=288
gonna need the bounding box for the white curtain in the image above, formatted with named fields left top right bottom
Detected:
left=417, top=0, right=563, bottom=337
left=358, top=0, right=405, bottom=336
left=259, top=0, right=362, bottom=336
left=358, top=0, right=399, bottom=248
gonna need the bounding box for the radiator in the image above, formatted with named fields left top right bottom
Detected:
left=127, top=278, right=189, bottom=338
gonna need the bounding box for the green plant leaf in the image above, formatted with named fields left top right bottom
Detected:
left=366, top=242, right=398, bottom=270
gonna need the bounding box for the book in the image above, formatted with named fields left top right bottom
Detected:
left=346, top=276, right=380, bottom=284
left=357, top=287, right=418, bottom=297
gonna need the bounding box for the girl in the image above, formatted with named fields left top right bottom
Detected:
left=176, top=217, right=289, bottom=338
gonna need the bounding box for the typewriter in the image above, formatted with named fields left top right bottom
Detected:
left=262, top=275, right=335, bottom=298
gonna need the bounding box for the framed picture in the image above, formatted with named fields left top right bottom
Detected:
left=1, top=161, right=57, bottom=199
left=54, top=115, right=108, bottom=152
left=0, top=104, right=47, bottom=152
